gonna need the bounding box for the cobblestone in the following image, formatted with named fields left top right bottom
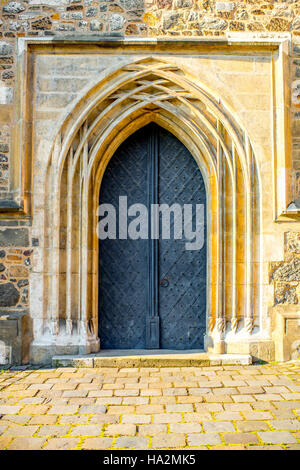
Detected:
left=0, top=362, right=299, bottom=449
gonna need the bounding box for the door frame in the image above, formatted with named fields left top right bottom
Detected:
left=30, top=53, right=262, bottom=363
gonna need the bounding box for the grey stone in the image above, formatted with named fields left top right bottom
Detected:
left=292, top=17, right=300, bottom=31
left=175, top=0, right=193, bottom=8
left=71, top=12, right=83, bottom=20
left=17, top=279, right=29, bottom=288
left=294, top=45, right=300, bottom=56
left=0, top=87, right=13, bottom=104
left=27, top=0, right=68, bottom=5
left=31, top=17, right=52, bottom=30
left=0, top=228, right=29, bottom=247
left=188, top=11, right=198, bottom=21
left=90, top=20, right=103, bottom=31
left=0, top=42, right=13, bottom=55
left=0, top=263, right=5, bottom=272
left=271, top=258, right=300, bottom=282
left=109, top=13, right=126, bottom=31
left=216, top=1, right=235, bottom=11
left=236, top=9, right=248, bottom=20
left=55, top=24, right=75, bottom=32
left=286, top=233, right=300, bottom=253
left=163, top=12, right=180, bottom=29
left=86, top=7, right=98, bottom=17
left=0, top=312, right=27, bottom=366
left=119, top=0, right=144, bottom=10
left=9, top=21, right=22, bottom=32
left=199, top=17, right=228, bottom=31
left=2, top=72, right=14, bottom=81
left=0, top=250, right=5, bottom=258
left=0, top=283, right=20, bottom=307
left=32, top=238, right=39, bottom=247
left=0, top=144, right=9, bottom=153
left=3, top=2, right=26, bottom=14
left=275, top=283, right=298, bottom=305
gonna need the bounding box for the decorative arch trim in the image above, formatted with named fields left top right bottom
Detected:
left=32, top=57, right=261, bottom=356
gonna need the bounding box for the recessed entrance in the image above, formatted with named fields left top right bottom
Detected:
left=98, top=123, right=207, bottom=350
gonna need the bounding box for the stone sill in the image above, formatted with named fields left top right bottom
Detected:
left=52, top=351, right=252, bottom=368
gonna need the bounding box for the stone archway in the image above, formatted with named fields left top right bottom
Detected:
left=29, top=57, right=261, bottom=363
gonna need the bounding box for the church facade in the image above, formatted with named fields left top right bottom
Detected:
left=0, top=0, right=299, bottom=365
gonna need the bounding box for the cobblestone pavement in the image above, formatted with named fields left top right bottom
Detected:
left=0, top=362, right=299, bottom=450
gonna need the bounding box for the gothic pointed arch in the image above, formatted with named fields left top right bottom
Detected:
left=36, top=57, right=261, bottom=355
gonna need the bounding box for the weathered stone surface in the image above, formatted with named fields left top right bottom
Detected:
left=3, top=2, right=26, bottom=14
left=157, top=0, right=172, bottom=8
left=2, top=71, right=14, bottom=81
left=0, top=42, right=13, bottom=56
left=230, top=21, right=245, bottom=31
left=175, top=0, right=193, bottom=8
left=119, top=0, right=144, bottom=10
left=0, top=283, right=20, bottom=306
left=266, top=18, right=289, bottom=32
left=8, top=266, right=28, bottom=278
left=90, top=20, right=103, bottom=32
left=31, top=17, right=52, bottom=30
left=216, top=2, right=235, bottom=11
left=292, top=17, right=300, bottom=31
left=285, top=233, right=300, bottom=254
left=199, top=17, right=228, bottom=30
left=271, top=258, right=300, bottom=282
left=86, top=7, right=98, bottom=17
left=274, top=283, right=298, bottom=305
left=27, top=0, right=68, bottom=5
left=0, top=144, right=9, bottom=154
left=163, top=12, right=180, bottom=29
left=109, top=13, right=126, bottom=30
left=0, top=229, right=29, bottom=247
left=0, top=87, right=13, bottom=105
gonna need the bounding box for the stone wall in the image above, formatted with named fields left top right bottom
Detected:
left=0, top=1, right=299, bottom=198
left=0, top=226, right=32, bottom=310
left=270, top=232, right=300, bottom=305
left=0, top=224, right=33, bottom=364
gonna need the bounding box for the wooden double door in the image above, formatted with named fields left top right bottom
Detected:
left=98, top=123, right=207, bottom=349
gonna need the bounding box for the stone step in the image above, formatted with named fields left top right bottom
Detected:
left=52, top=351, right=252, bottom=368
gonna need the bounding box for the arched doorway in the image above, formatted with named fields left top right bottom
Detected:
left=98, top=123, right=207, bottom=350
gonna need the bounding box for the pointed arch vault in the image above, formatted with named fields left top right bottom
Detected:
left=30, top=56, right=262, bottom=360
